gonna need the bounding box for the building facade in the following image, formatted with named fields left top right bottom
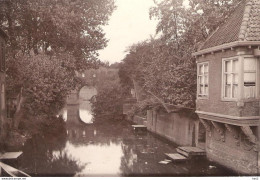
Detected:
left=193, top=0, right=260, bottom=174
left=0, top=28, right=8, bottom=142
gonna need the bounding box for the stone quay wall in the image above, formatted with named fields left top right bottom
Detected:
left=146, top=109, right=198, bottom=146
left=206, top=126, right=258, bottom=174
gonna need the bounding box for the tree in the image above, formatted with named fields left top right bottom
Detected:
left=0, top=0, right=115, bottom=132
left=0, top=0, right=115, bottom=70
left=150, top=0, right=185, bottom=50
left=150, top=0, right=242, bottom=54
left=120, top=0, right=243, bottom=109
left=120, top=38, right=196, bottom=108
left=90, top=67, right=125, bottom=121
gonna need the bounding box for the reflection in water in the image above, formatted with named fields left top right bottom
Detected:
left=62, top=109, right=67, bottom=121
left=62, top=86, right=96, bottom=124
left=79, top=101, right=93, bottom=124
left=19, top=86, right=237, bottom=176
left=79, top=86, right=96, bottom=124
left=19, top=119, right=237, bottom=176
left=64, top=141, right=123, bottom=176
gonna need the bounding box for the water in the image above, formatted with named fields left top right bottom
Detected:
left=79, top=86, right=97, bottom=124
left=17, top=87, right=237, bottom=176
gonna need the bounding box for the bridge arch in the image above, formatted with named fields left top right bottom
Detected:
left=78, top=85, right=97, bottom=101
left=65, top=84, right=97, bottom=124
left=67, top=84, right=97, bottom=105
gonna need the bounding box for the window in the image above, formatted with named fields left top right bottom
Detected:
left=198, top=62, right=209, bottom=98
left=223, top=58, right=238, bottom=99
left=244, top=57, right=256, bottom=99
left=222, top=56, right=259, bottom=101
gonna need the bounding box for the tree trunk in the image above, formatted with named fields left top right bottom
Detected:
left=13, top=88, right=24, bottom=130
left=132, top=79, right=146, bottom=102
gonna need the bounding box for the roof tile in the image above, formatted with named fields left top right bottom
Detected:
left=199, top=0, right=260, bottom=50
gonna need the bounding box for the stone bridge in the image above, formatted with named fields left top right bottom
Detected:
left=67, top=67, right=118, bottom=105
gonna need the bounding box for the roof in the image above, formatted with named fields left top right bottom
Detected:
left=0, top=28, right=8, bottom=40
left=198, top=0, right=260, bottom=51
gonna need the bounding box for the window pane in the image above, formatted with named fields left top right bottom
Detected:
left=204, top=64, right=208, bottom=73
left=232, top=60, right=238, bottom=73
left=199, top=85, right=203, bottom=94
left=199, top=65, right=203, bottom=75
left=243, top=58, right=256, bottom=99
left=205, top=86, right=208, bottom=95
left=225, top=85, right=231, bottom=98
left=244, top=72, right=256, bottom=83
left=225, top=74, right=232, bottom=84
left=225, top=60, right=231, bottom=72
left=204, top=75, right=208, bottom=84
left=244, top=86, right=255, bottom=98
left=198, top=76, right=201, bottom=85
left=232, top=84, right=238, bottom=98
left=244, top=57, right=256, bottom=71
left=233, top=74, right=238, bottom=84
left=198, top=63, right=208, bottom=97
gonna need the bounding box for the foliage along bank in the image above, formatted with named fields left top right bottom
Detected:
left=0, top=0, right=116, bottom=138
left=119, top=0, right=243, bottom=111
left=90, top=66, right=126, bottom=122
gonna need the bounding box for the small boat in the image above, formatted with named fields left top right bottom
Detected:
left=0, top=162, right=30, bottom=177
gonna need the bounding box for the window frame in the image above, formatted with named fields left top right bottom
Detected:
left=197, top=62, right=209, bottom=99
left=222, top=56, right=239, bottom=101
left=243, top=56, right=259, bottom=100
left=221, top=55, right=260, bottom=102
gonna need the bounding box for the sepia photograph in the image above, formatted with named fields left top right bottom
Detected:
left=0, top=0, right=259, bottom=178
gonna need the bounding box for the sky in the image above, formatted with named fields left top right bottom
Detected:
left=98, top=0, right=159, bottom=64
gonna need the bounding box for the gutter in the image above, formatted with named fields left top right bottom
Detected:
left=192, top=41, right=260, bottom=56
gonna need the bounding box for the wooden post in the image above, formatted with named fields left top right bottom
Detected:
left=194, top=121, right=199, bottom=147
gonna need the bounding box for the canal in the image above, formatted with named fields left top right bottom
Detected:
left=18, top=86, right=237, bottom=176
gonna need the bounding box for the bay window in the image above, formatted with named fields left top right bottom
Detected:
left=198, top=62, right=209, bottom=98
left=222, top=56, right=259, bottom=100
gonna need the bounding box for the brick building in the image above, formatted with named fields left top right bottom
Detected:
left=193, top=0, right=260, bottom=174
left=0, top=28, right=8, bottom=141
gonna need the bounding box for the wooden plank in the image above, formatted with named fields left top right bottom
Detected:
left=132, top=125, right=147, bottom=128
left=176, top=148, right=189, bottom=157
left=176, top=146, right=206, bottom=157
left=132, top=125, right=147, bottom=131
left=179, top=146, right=205, bottom=153
left=165, top=153, right=187, bottom=162
left=0, top=152, right=23, bottom=160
